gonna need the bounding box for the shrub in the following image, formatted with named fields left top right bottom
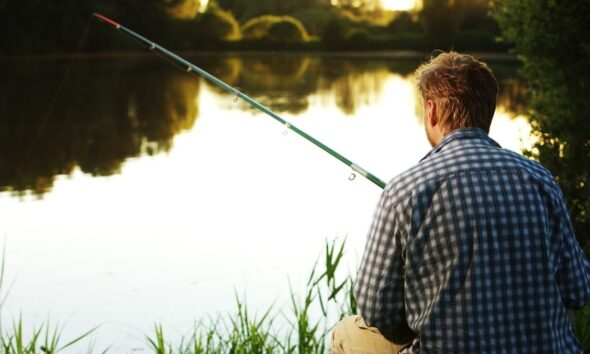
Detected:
left=196, top=3, right=241, bottom=41
left=321, top=15, right=348, bottom=48
left=267, top=17, right=309, bottom=43
left=241, top=15, right=309, bottom=43
left=347, top=28, right=371, bottom=43
left=492, top=0, right=590, bottom=251
left=387, top=11, right=421, bottom=34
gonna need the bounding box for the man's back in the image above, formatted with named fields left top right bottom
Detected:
left=354, top=128, right=590, bottom=353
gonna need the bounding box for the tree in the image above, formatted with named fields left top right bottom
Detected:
left=195, top=3, right=240, bottom=41
left=387, top=11, right=421, bottom=34
left=241, top=15, right=309, bottom=43
left=419, top=0, right=464, bottom=39
left=492, top=0, right=590, bottom=251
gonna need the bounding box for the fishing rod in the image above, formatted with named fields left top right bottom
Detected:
left=92, top=13, right=386, bottom=189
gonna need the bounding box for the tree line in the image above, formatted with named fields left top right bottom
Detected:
left=492, top=0, right=590, bottom=252
left=0, top=0, right=504, bottom=55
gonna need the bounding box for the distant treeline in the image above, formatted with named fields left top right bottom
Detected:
left=0, top=0, right=507, bottom=55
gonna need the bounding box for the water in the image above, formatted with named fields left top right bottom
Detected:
left=0, top=53, right=530, bottom=352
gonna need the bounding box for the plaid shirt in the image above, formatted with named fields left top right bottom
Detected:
left=355, top=128, right=590, bottom=353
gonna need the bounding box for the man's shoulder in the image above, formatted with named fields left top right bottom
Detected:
left=384, top=144, right=558, bottom=204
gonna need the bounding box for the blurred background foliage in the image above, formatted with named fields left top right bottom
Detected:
left=492, top=0, right=590, bottom=252
left=0, top=0, right=505, bottom=55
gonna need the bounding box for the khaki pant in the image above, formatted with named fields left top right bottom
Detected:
left=332, top=315, right=415, bottom=354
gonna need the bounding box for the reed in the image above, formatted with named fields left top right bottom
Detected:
left=146, top=239, right=356, bottom=353
left=0, top=249, right=101, bottom=354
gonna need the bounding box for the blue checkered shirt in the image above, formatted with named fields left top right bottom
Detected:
left=355, top=128, right=590, bottom=353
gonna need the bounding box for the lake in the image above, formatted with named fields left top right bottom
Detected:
left=0, top=52, right=530, bottom=352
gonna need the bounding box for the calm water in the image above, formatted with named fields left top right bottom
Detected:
left=0, top=53, right=530, bottom=352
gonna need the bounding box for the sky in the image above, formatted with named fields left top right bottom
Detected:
left=382, top=0, right=417, bottom=10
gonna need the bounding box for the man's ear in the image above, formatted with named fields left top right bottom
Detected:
left=426, top=99, right=438, bottom=127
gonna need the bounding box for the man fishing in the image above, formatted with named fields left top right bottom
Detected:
left=332, top=51, right=590, bottom=353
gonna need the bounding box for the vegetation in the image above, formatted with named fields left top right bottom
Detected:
left=491, top=0, right=590, bottom=252
left=193, top=3, right=241, bottom=41
left=2, top=237, right=590, bottom=352
left=0, top=251, right=102, bottom=354
left=0, top=0, right=506, bottom=55
left=0, top=320, right=101, bottom=354
left=242, top=15, right=309, bottom=43
left=144, top=239, right=355, bottom=353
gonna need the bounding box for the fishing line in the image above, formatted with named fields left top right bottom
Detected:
left=92, top=13, right=387, bottom=189
left=16, top=17, right=95, bottom=177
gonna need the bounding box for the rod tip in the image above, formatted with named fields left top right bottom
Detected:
left=93, top=13, right=120, bottom=28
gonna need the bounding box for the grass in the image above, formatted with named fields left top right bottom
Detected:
left=146, top=239, right=356, bottom=354
left=0, top=247, right=102, bottom=354
left=2, top=239, right=590, bottom=353
left=0, top=319, right=101, bottom=354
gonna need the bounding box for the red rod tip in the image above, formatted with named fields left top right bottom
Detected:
left=93, top=13, right=120, bottom=28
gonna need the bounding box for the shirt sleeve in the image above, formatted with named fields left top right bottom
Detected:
left=554, top=190, right=590, bottom=309
left=354, top=189, right=407, bottom=329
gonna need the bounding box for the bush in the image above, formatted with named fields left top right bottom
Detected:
left=195, top=3, right=240, bottom=41
left=492, top=0, right=590, bottom=251
left=387, top=11, right=421, bottom=34
left=241, top=15, right=309, bottom=43
left=267, top=17, right=310, bottom=43
left=321, top=15, right=348, bottom=48
left=346, top=28, right=371, bottom=43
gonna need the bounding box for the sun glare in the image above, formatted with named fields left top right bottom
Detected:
left=381, top=0, right=418, bottom=11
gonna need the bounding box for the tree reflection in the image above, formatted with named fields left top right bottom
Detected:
left=0, top=57, right=199, bottom=197
left=0, top=54, right=525, bottom=197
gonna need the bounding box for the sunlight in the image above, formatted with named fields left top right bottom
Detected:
left=381, top=0, right=418, bottom=11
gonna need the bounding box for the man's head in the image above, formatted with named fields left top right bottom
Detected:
left=415, top=51, right=498, bottom=146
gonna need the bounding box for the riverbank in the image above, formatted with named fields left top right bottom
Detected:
left=2, top=240, right=589, bottom=353
left=0, top=50, right=518, bottom=63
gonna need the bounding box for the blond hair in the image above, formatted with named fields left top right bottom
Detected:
left=415, top=51, right=498, bottom=133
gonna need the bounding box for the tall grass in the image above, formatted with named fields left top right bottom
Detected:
left=0, top=247, right=101, bottom=354
left=146, top=239, right=356, bottom=354
left=2, top=240, right=590, bottom=353
left=145, top=238, right=590, bottom=353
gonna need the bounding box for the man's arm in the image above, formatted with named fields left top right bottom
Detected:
left=354, top=189, right=407, bottom=329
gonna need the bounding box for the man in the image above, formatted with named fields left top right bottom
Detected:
left=332, top=51, right=590, bottom=353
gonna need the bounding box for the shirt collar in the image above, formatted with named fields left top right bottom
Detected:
left=420, top=128, right=501, bottom=162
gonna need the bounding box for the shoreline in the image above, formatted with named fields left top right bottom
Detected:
left=0, top=50, right=518, bottom=62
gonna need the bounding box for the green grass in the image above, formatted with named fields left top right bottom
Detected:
left=0, top=246, right=101, bottom=354
left=146, top=239, right=356, bottom=354
left=2, top=240, right=590, bottom=353
left=0, top=319, right=101, bottom=354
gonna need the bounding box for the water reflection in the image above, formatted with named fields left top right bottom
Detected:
left=0, top=58, right=199, bottom=196
left=0, top=53, right=526, bottom=197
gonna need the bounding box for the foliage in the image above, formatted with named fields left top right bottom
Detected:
left=386, top=11, right=421, bottom=34
left=195, top=3, right=241, bottom=41
left=144, top=239, right=356, bottom=353
left=320, top=15, right=349, bottom=48
left=0, top=320, right=101, bottom=354
left=419, top=0, right=499, bottom=41
left=491, top=0, right=590, bottom=251
left=213, top=0, right=331, bottom=23
left=241, top=15, right=309, bottom=43
left=267, top=18, right=310, bottom=43
left=290, top=8, right=341, bottom=36
left=0, top=251, right=103, bottom=354
left=419, top=0, right=463, bottom=39
left=0, top=0, right=505, bottom=54
left=347, top=29, right=371, bottom=44
left=575, top=303, right=590, bottom=353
